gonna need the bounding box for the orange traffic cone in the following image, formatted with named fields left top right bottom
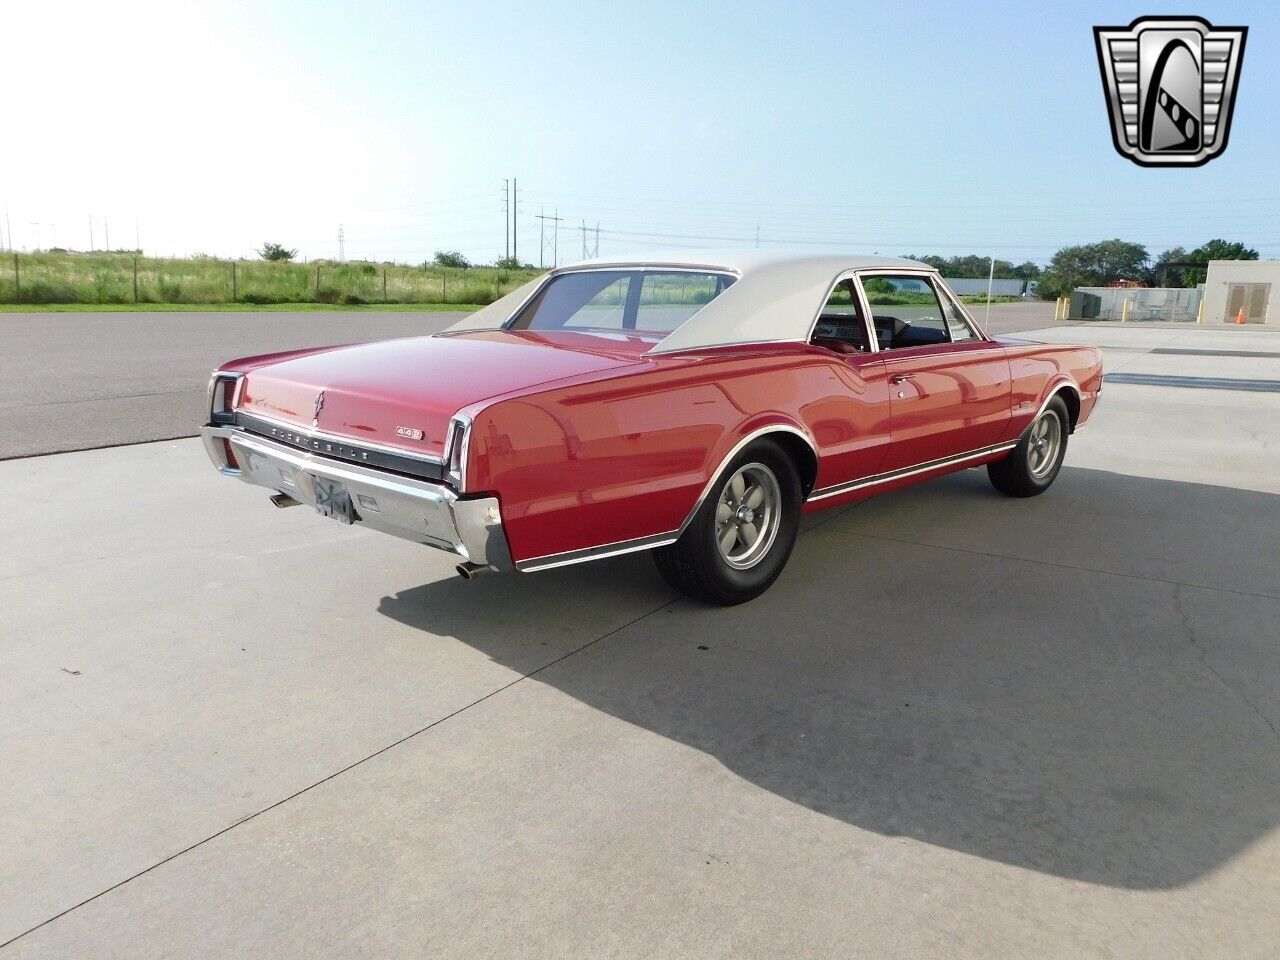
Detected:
left=1235, top=307, right=1247, bottom=325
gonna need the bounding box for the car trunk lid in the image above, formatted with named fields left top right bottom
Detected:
left=237, top=331, right=649, bottom=459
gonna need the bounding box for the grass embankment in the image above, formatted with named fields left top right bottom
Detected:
left=0, top=251, right=541, bottom=307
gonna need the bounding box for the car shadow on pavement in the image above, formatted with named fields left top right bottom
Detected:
left=379, top=466, right=1280, bottom=890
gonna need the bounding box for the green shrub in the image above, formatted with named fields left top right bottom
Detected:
left=17, top=281, right=80, bottom=304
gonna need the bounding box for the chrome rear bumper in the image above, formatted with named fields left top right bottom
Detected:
left=200, top=424, right=513, bottom=571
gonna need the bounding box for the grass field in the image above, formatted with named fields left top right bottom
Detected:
left=0, top=301, right=485, bottom=313
left=0, top=251, right=1024, bottom=310
left=0, top=251, right=541, bottom=307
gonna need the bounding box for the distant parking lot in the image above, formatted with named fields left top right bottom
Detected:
left=0, top=302, right=1057, bottom=459
left=3, top=320, right=1277, bottom=957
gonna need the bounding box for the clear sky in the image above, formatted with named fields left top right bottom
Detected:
left=4, top=0, right=1277, bottom=266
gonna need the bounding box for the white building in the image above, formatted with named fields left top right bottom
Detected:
left=1202, top=260, right=1279, bottom=324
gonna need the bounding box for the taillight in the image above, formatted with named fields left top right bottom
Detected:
left=222, top=439, right=239, bottom=470
left=208, top=373, right=243, bottom=425
left=445, top=415, right=471, bottom=490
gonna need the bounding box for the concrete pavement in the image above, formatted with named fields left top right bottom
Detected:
left=2, top=323, right=1278, bottom=958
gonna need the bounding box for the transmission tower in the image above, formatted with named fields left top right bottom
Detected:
left=534, top=208, right=563, bottom=268
left=579, top=220, right=601, bottom=259
left=500, top=179, right=510, bottom=260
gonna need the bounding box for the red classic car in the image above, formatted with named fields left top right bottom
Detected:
left=201, top=252, right=1102, bottom=604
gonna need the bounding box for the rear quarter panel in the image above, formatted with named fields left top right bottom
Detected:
left=466, top=345, right=892, bottom=565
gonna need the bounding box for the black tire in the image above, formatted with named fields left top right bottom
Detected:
left=653, top=438, right=802, bottom=605
left=988, top=396, right=1069, bottom=497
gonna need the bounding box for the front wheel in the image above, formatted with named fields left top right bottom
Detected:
left=988, top=396, right=1068, bottom=497
left=653, top=439, right=801, bottom=605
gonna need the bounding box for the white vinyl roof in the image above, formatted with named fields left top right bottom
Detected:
left=443, top=249, right=935, bottom=353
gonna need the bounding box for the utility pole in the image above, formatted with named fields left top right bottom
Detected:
left=581, top=219, right=588, bottom=260
left=89, top=214, right=95, bottom=251
left=501, top=179, right=510, bottom=260
left=103, top=217, right=110, bottom=252
left=338, top=224, right=345, bottom=261
left=512, top=178, right=518, bottom=264
left=594, top=222, right=600, bottom=259
left=755, top=223, right=760, bottom=248
left=553, top=208, right=560, bottom=267
left=536, top=207, right=546, bottom=269
left=985, top=255, right=995, bottom=327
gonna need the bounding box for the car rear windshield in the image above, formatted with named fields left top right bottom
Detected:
left=506, top=269, right=735, bottom=336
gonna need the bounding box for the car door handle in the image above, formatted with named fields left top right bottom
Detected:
left=889, top=374, right=914, bottom=384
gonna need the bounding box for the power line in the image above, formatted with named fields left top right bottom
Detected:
left=522, top=187, right=1280, bottom=213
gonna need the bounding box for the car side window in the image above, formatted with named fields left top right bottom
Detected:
left=809, top=279, right=871, bottom=354
left=937, top=284, right=980, bottom=342
left=859, top=274, right=951, bottom=351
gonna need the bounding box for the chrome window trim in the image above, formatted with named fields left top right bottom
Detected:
left=931, top=275, right=990, bottom=341
left=235, top=408, right=446, bottom=465
left=878, top=342, right=1009, bottom=365
left=803, top=270, right=881, bottom=355
left=499, top=272, right=554, bottom=327
left=853, top=268, right=996, bottom=355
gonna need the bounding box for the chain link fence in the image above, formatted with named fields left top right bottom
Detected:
left=0, top=252, right=542, bottom=306
left=1071, top=286, right=1205, bottom=322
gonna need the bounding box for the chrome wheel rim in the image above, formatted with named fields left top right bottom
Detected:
left=1027, top=411, right=1062, bottom=479
left=714, top=462, right=782, bottom=570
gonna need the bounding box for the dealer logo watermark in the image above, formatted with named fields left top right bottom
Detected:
left=1094, top=16, right=1246, bottom=167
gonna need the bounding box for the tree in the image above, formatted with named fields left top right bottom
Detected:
left=1180, top=239, right=1258, bottom=286
left=1037, top=239, right=1149, bottom=298
left=1011, top=261, right=1041, bottom=281
left=432, top=250, right=471, bottom=269
left=900, top=254, right=1025, bottom=279
left=258, top=242, right=297, bottom=262
left=493, top=255, right=532, bottom=270
left=1147, top=246, right=1189, bottom=286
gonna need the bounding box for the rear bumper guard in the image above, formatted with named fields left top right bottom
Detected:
left=200, top=424, right=513, bottom=571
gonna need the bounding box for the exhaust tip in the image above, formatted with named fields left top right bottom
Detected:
left=270, top=493, right=302, bottom=508
left=456, top=562, right=488, bottom=581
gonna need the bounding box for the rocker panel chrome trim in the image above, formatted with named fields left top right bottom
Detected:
left=806, top=441, right=1018, bottom=502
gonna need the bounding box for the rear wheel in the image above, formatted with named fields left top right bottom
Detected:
left=653, top=439, right=801, bottom=605
left=988, top=396, right=1068, bottom=497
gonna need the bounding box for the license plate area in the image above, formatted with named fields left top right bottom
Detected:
left=312, top=476, right=358, bottom=524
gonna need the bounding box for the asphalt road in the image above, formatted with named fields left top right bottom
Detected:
left=0, top=310, right=466, bottom=459
left=3, top=323, right=1278, bottom=957
left=0, top=303, right=1059, bottom=459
